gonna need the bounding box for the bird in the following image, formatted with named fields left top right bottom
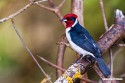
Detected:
left=61, top=14, right=111, bottom=77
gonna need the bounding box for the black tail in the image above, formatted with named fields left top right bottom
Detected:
left=96, top=57, right=111, bottom=77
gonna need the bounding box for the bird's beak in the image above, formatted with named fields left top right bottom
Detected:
left=61, top=18, right=67, bottom=22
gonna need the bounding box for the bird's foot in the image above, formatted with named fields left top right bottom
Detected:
left=74, top=55, right=96, bottom=74
left=75, top=55, right=95, bottom=64
left=84, top=55, right=96, bottom=65
left=83, top=55, right=96, bottom=71
left=75, top=54, right=84, bottom=63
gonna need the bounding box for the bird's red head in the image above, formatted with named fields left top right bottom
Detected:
left=62, top=14, right=78, bottom=28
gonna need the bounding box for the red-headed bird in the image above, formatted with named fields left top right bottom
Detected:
left=62, top=14, right=111, bottom=77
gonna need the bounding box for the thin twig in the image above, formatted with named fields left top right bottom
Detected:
left=34, top=2, right=55, bottom=12
left=35, top=0, right=48, bottom=4
left=38, top=55, right=66, bottom=72
left=93, top=65, right=103, bottom=79
left=29, top=0, right=55, bottom=12
left=112, top=48, right=123, bottom=62
left=56, top=0, right=66, bottom=9
left=107, top=48, right=122, bottom=67
left=40, top=0, right=66, bottom=78
left=56, top=35, right=68, bottom=78
left=30, top=0, right=65, bottom=20
left=0, top=2, right=33, bottom=23
left=11, top=19, right=52, bottom=83
left=109, top=49, right=113, bottom=78
left=120, top=73, right=125, bottom=77
left=0, top=0, right=47, bottom=23
left=38, top=56, right=97, bottom=83
left=117, top=44, right=125, bottom=47
left=99, top=0, right=108, bottom=31
left=71, top=0, right=83, bottom=26
left=30, top=0, right=66, bottom=78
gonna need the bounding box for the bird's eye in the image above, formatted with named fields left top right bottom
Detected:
left=67, top=18, right=71, bottom=20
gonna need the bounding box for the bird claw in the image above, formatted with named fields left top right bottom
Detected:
left=84, top=55, right=96, bottom=65
left=75, top=55, right=96, bottom=65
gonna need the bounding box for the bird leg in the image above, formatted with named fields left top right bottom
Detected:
left=76, top=55, right=95, bottom=64
left=74, top=55, right=96, bottom=74
left=84, top=55, right=96, bottom=65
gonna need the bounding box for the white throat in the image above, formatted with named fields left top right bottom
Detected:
left=72, top=19, right=78, bottom=27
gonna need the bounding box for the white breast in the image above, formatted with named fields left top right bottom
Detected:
left=66, top=28, right=95, bottom=58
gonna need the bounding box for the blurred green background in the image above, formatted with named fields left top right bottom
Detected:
left=0, top=0, right=125, bottom=83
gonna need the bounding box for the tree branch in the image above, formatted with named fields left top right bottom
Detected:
left=0, top=2, right=33, bottom=23
left=71, top=0, right=89, bottom=83
left=0, top=0, right=47, bottom=23
left=56, top=0, right=66, bottom=9
left=97, top=10, right=125, bottom=54
left=38, top=55, right=96, bottom=83
left=56, top=35, right=68, bottom=78
left=55, top=57, right=97, bottom=83
left=55, top=9, right=125, bottom=83
left=1, top=0, right=124, bottom=82
left=30, top=0, right=66, bottom=21
left=99, top=0, right=108, bottom=31
left=117, top=44, right=125, bottom=47
left=71, top=0, right=84, bottom=26
left=38, top=55, right=66, bottom=72
left=11, top=19, right=52, bottom=83
left=30, top=0, right=66, bottom=79
left=109, top=49, right=113, bottom=78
